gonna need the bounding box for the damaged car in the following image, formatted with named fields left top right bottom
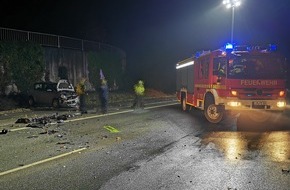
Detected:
left=28, top=80, right=79, bottom=108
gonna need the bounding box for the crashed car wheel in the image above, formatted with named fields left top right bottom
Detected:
left=28, top=97, right=35, bottom=107
left=52, top=99, right=60, bottom=108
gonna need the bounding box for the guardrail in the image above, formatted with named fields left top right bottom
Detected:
left=0, top=27, right=125, bottom=55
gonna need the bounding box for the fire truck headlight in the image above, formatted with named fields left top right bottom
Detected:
left=227, top=101, right=241, bottom=107
left=277, top=101, right=286, bottom=108
left=231, top=90, right=238, bottom=96
left=279, top=90, right=285, bottom=97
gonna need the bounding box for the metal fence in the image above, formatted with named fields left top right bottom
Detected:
left=0, top=27, right=125, bottom=55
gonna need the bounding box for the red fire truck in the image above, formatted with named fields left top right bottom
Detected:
left=176, top=43, right=287, bottom=123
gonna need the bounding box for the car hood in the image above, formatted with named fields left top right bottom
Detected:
left=56, top=80, right=75, bottom=92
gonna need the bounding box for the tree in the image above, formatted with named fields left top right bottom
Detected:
left=0, top=41, right=45, bottom=93
left=0, top=42, right=14, bottom=94
left=11, top=42, right=45, bottom=92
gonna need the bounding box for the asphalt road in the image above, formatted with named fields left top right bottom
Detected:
left=0, top=101, right=290, bottom=190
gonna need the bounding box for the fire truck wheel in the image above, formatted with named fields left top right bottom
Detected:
left=181, top=98, right=189, bottom=111
left=204, top=102, right=224, bottom=123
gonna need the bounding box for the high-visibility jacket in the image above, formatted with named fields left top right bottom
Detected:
left=134, top=81, right=145, bottom=96
left=76, top=79, right=86, bottom=95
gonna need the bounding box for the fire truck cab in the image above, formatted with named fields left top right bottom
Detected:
left=176, top=43, right=287, bottom=123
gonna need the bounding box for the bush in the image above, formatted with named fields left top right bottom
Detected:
left=0, top=41, right=45, bottom=93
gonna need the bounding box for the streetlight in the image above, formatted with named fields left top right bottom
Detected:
left=223, top=0, right=241, bottom=44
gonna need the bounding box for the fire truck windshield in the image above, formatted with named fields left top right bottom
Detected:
left=227, top=54, right=285, bottom=79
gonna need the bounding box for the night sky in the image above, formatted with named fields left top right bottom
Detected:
left=1, top=0, right=290, bottom=91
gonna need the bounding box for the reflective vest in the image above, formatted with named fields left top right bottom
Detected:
left=134, top=83, right=145, bottom=96
left=76, top=81, right=85, bottom=95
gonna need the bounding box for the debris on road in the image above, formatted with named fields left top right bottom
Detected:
left=102, top=135, right=108, bottom=139
left=57, top=120, right=64, bottom=124
left=15, top=118, right=31, bottom=124
left=26, top=124, right=43, bottom=128
left=48, top=129, right=59, bottom=134
left=31, top=116, right=52, bottom=125
left=57, top=141, right=72, bottom=145
left=14, top=113, right=78, bottom=129
left=56, top=114, right=69, bottom=120
left=27, top=135, right=39, bottom=138
left=282, top=169, right=290, bottom=174
left=0, top=129, right=8, bottom=134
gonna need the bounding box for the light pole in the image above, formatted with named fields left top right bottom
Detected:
left=223, top=0, right=241, bottom=44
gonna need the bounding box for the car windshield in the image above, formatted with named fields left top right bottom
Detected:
left=44, top=83, right=57, bottom=91
left=227, top=53, right=286, bottom=79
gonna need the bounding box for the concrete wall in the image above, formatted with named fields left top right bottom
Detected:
left=44, top=47, right=88, bottom=86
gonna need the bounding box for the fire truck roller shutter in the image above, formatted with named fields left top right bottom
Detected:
left=176, top=64, right=194, bottom=94
left=176, top=67, right=182, bottom=91
left=176, top=65, right=189, bottom=111
left=176, top=66, right=187, bottom=90
left=204, top=92, right=224, bottom=123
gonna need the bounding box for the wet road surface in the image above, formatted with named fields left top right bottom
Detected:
left=0, top=102, right=289, bottom=189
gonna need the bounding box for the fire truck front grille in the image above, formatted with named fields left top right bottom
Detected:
left=239, top=88, right=276, bottom=100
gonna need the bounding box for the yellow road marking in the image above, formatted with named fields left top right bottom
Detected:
left=0, top=148, right=87, bottom=176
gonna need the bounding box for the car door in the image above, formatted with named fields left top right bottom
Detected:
left=42, top=83, right=58, bottom=105
left=32, top=83, right=45, bottom=104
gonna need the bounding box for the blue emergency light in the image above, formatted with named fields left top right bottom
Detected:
left=225, top=43, right=234, bottom=50
left=195, top=51, right=201, bottom=58
left=268, top=44, right=277, bottom=51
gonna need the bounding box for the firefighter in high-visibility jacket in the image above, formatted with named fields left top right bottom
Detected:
left=76, top=78, right=87, bottom=114
left=133, top=80, right=145, bottom=109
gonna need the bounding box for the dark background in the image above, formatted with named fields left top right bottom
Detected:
left=1, top=0, right=290, bottom=91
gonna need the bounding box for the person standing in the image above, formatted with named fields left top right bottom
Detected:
left=99, top=79, right=108, bottom=114
left=76, top=78, right=87, bottom=114
left=133, top=80, right=145, bottom=109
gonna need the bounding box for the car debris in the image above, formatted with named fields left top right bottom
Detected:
left=102, top=135, right=108, bottom=139
left=57, top=120, right=65, bottom=124
left=31, top=116, right=52, bottom=125
left=282, top=169, right=290, bottom=174
left=27, top=135, right=39, bottom=138
left=0, top=129, right=8, bottom=134
left=16, top=113, right=75, bottom=128
left=15, top=118, right=31, bottom=124
left=57, top=141, right=72, bottom=145
left=26, top=124, right=43, bottom=128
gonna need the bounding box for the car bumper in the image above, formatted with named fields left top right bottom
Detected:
left=60, top=97, right=79, bottom=108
